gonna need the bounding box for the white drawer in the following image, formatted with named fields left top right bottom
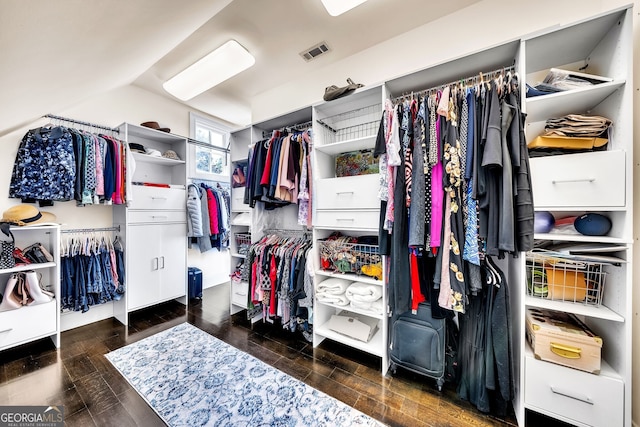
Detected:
left=530, top=150, right=625, bottom=208
left=0, top=300, right=57, bottom=350
left=314, top=209, right=379, bottom=230
left=525, top=356, right=623, bottom=427
left=128, top=186, right=187, bottom=210
left=231, top=187, right=249, bottom=211
left=129, top=210, right=186, bottom=224
left=316, top=175, right=380, bottom=210
left=231, top=280, right=249, bottom=307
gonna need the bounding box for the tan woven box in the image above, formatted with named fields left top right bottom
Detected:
left=526, top=308, right=602, bottom=374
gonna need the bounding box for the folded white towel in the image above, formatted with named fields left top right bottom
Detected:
left=346, top=282, right=382, bottom=302
left=316, top=291, right=350, bottom=306
left=350, top=297, right=384, bottom=315
left=316, top=277, right=351, bottom=295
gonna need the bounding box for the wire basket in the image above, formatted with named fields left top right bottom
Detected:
left=316, top=103, right=382, bottom=145
left=525, top=251, right=606, bottom=306
left=235, top=233, right=252, bottom=255
left=318, top=238, right=382, bottom=280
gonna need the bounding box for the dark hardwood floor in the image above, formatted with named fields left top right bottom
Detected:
left=0, top=284, right=572, bottom=426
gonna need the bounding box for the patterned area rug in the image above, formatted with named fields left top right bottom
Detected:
left=106, top=323, right=385, bottom=426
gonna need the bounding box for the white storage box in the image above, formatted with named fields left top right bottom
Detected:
left=328, top=311, right=379, bottom=342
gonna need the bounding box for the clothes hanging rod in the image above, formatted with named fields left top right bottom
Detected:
left=61, top=225, right=121, bottom=234
left=44, top=114, right=120, bottom=133
left=190, top=178, right=230, bottom=188
left=262, top=228, right=312, bottom=238
left=390, top=64, right=516, bottom=102
left=261, top=120, right=313, bottom=139
left=187, top=138, right=230, bottom=153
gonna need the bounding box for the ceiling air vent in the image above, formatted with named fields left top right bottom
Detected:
left=300, top=41, right=330, bottom=62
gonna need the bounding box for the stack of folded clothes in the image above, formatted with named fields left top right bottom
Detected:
left=316, top=277, right=351, bottom=306
left=543, top=114, right=612, bottom=138
left=528, top=114, right=613, bottom=156
left=345, top=282, right=384, bottom=315
left=526, top=68, right=611, bottom=97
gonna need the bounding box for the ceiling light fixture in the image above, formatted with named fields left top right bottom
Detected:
left=320, top=0, right=369, bottom=16
left=163, top=40, right=255, bottom=101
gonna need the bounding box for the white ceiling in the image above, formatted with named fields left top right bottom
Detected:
left=0, top=0, right=478, bottom=134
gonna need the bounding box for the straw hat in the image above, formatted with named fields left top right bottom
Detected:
left=1, top=204, right=57, bottom=226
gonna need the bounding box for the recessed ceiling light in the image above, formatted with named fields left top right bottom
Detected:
left=320, top=0, right=369, bottom=16
left=163, top=40, right=255, bottom=101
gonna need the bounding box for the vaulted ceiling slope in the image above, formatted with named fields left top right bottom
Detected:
left=1, top=0, right=478, bottom=135
left=0, top=0, right=232, bottom=136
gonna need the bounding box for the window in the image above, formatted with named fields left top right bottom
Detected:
left=189, top=113, right=230, bottom=180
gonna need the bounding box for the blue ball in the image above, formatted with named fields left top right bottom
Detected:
left=534, top=211, right=555, bottom=233
left=574, top=213, right=612, bottom=236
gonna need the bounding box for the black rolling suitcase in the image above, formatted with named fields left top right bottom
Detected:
left=187, top=267, right=203, bottom=299
left=389, top=302, right=446, bottom=390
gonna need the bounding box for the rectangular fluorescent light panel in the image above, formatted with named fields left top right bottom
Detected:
left=321, top=0, right=368, bottom=16
left=163, top=40, right=255, bottom=101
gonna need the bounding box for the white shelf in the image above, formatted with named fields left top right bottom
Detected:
left=524, top=296, right=624, bottom=322
left=230, top=252, right=247, bottom=259
left=524, top=343, right=622, bottom=381
left=127, top=124, right=186, bottom=144
left=314, top=135, right=376, bottom=156
left=533, top=233, right=632, bottom=244
left=314, top=269, right=383, bottom=286
left=315, top=300, right=383, bottom=320
left=231, top=155, right=248, bottom=163
left=525, top=80, right=625, bottom=122
left=314, top=319, right=385, bottom=357
left=132, top=152, right=185, bottom=166
left=0, top=262, right=56, bottom=275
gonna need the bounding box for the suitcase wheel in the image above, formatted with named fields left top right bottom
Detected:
left=436, top=378, right=444, bottom=392
left=390, top=362, right=397, bottom=375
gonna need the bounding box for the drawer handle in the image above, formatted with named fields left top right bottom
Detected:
left=335, top=191, right=354, bottom=195
left=0, top=328, right=13, bottom=334
left=550, top=385, right=593, bottom=405
left=151, top=215, right=169, bottom=219
left=336, top=218, right=355, bottom=222
left=151, top=197, right=168, bottom=200
left=551, top=178, right=595, bottom=184
left=550, top=342, right=581, bottom=359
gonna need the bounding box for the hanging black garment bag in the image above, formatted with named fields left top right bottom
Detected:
left=389, top=302, right=446, bottom=391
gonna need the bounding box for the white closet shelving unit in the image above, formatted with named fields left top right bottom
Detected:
left=0, top=224, right=60, bottom=351
left=311, top=86, right=389, bottom=374
left=113, top=123, right=188, bottom=325
left=518, top=7, right=633, bottom=427
left=229, top=108, right=312, bottom=319
left=228, top=126, right=252, bottom=315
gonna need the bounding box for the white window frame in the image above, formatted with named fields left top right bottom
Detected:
left=188, top=112, right=230, bottom=182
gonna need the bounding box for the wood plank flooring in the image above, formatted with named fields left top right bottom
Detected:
left=0, top=283, right=573, bottom=426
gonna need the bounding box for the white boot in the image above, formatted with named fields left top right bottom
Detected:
left=0, top=273, right=27, bottom=311
left=24, top=270, right=53, bottom=305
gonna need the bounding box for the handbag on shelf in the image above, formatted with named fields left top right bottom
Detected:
left=0, top=273, right=30, bottom=311
left=13, top=248, right=31, bottom=265
left=232, top=166, right=246, bottom=188
left=23, top=242, right=53, bottom=264
left=0, top=222, right=16, bottom=269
